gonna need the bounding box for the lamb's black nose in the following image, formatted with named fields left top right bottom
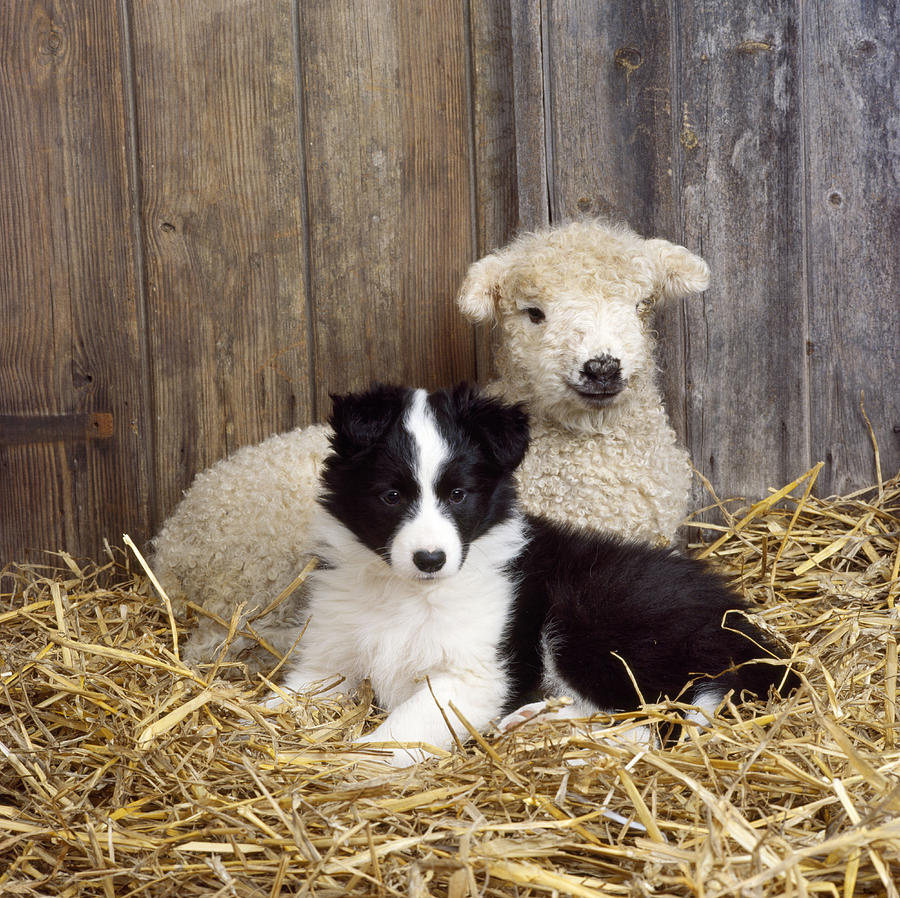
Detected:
left=413, top=549, right=446, bottom=573
left=582, top=354, right=621, bottom=384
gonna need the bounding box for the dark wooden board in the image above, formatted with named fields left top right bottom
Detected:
left=298, top=0, right=476, bottom=411
left=129, top=0, right=312, bottom=520
left=508, top=0, right=549, bottom=230
left=674, top=1, right=811, bottom=506
left=802, top=0, right=900, bottom=494
left=0, top=0, right=151, bottom=562
left=470, top=0, right=518, bottom=256
left=469, top=0, right=519, bottom=379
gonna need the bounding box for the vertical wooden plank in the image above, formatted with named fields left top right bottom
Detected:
left=469, top=0, right=518, bottom=256
left=299, top=0, right=476, bottom=410
left=508, top=0, right=549, bottom=230
left=396, top=2, right=476, bottom=388
left=674, top=1, right=809, bottom=503
left=802, top=0, right=900, bottom=494
left=469, top=0, right=519, bottom=379
left=545, top=0, right=677, bottom=235
left=129, top=0, right=312, bottom=520
left=0, top=0, right=151, bottom=562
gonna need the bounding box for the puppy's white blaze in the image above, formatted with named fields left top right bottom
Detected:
left=390, top=389, right=463, bottom=578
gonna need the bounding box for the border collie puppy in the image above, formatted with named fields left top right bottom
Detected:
left=273, top=384, right=796, bottom=765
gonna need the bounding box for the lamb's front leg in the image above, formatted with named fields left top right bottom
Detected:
left=356, top=672, right=504, bottom=767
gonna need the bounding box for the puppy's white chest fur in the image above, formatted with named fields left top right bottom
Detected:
left=284, top=513, right=525, bottom=723
left=321, top=558, right=511, bottom=709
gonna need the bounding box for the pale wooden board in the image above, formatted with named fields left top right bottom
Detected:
left=801, top=0, right=900, bottom=494
left=129, top=0, right=312, bottom=519
left=299, top=0, right=476, bottom=413
left=674, top=1, right=811, bottom=506
left=0, top=0, right=151, bottom=561
left=544, top=0, right=677, bottom=235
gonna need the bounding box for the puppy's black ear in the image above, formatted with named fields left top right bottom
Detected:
left=328, top=384, right=407, bottom=457
left=451, top=383, right=530, bottom=472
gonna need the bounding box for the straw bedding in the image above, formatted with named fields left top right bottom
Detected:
left=1, top=466, right=898, bottom=897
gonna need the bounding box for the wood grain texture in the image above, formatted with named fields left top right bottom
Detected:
left=801, top=0, right=900, bottom=493
left=0, top=0, right=150, bottom=562
left=129, top=0, right=312, bottom=520
left=508, top=0, right=549, bottom=230
left=299, top=0, right=476, bottom=411
left=470, top=0, right=518, bottom=256
left=544, top=0, right=676, bottom=234
left=469, top=0, right=519, bottom=379
left=675, top=1, right=810, bottom=506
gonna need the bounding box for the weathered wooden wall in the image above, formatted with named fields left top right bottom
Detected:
left=1, top=0, right=897, bottom=563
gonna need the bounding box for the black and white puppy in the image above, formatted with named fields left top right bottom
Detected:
left=274, top=384, right=796, bottom=765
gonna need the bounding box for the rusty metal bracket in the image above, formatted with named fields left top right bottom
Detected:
left=0, top=413, right=114, bottom=445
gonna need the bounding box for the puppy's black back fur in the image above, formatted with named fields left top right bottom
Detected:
left=504, top=516, right=798, bottom=713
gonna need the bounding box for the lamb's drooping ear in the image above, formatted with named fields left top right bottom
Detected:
left=645, top=238, right=710, bottom=300
left=451, top=383, right=530, bottom=472
left=456, top=253, right=506, bottom=323
left=328, top=385, right=407, bottom=458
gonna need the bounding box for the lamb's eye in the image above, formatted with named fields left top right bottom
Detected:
left=524, top=307, right=545, bottom=324
left=448, top=488, right=467, bottom=504
left=381, top=489, right=402, bottom=506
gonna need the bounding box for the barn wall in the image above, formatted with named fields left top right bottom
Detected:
left=1, top=0, right=897, bottom=563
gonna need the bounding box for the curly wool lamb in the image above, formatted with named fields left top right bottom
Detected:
left=151, top=424, right=331, bottom=670
left=151, top=218, right=708, bottom=673
left=457, top=218, right=709, bottom=544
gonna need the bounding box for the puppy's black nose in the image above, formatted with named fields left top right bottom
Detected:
left=582, top=354, right=621, bottom=384
left=413, top=549, right=446, bottom=573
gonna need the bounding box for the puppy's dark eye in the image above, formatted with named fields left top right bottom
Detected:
left=381, top=489, right=402, bottom=506
left=524, top=307, right=545, bottom=324
left=448, top=488, right=467, bottom=504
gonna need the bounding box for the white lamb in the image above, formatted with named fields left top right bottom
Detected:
left=151, top=218, right=709, bottom=673
left=456, top=218, right=709, bottom=543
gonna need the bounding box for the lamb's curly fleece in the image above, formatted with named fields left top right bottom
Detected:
left=151, top=219, right=708, bottom=673
left=151, top=424, right=331, bottom=668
